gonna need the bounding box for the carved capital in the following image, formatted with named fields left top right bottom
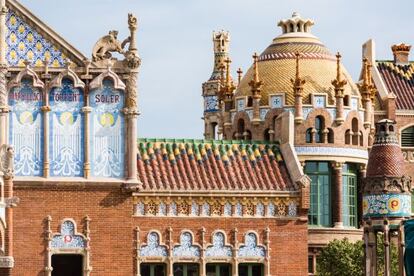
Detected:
left=41, top=105, right=51, bottom=112
left=362, top=175, right=413, bottom=194
left=5, top=196, right=19, bottom=208
left=0, top=257, right=14, bottom=268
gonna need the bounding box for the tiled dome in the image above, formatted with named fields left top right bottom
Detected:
left=235, top=13, right=359, bottom=106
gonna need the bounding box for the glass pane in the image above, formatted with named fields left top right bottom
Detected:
left=305, top=162, right=317, bottom=173
left=187, top=264, right=199, bottom=276
left=173, top=264, right=184, bottom=276
left=252, top=264, right=263, bottom=276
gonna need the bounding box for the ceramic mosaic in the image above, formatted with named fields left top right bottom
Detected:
left=172, top=232, right=200, bottom=257
left=50, top=220, right=85, bottom=249
left=295, top=146, right=368, bottom=159
left=204, top=95, right=219, bottom=112
left=49, top=78, right=84, bottom=176
left=238, top=233, right=265, bottom=258
left=363, top=194, right=411, bottom=218
left=6, top=11, right=66, bottom=67
left=89, top=79, right=124, bottom=178
left=140, top=232, right=168, bottom=257
left=9, top=78, right=43, bottom=176
left=205, top=232, right=232, bottom=258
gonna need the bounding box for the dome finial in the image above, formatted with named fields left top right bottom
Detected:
left=248, top=53, right=263, bottom=99
left=278, top=13, right=314, bottom=34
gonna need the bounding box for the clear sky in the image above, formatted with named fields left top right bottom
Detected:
left=19, top=0, right=413, bottom=139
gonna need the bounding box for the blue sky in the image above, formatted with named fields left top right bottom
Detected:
left=19, top=0, right=413, bottom=139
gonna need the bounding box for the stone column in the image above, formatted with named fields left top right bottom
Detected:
left=384, top=221, right=390, bottom=276
left=82, top=79, right=92, bottom=178
left=332, top=162, right=343, bottom=228
left=124, top=72, right=139, bottom=183
left=398, top=221, right=406, bottom=276
left=358, top=164, right=367, bottom=227
left=232, top=228, right=239, bottom=276
left=4, top=175, right=13, bottom=263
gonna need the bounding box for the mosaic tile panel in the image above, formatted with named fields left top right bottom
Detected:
left=363, top=194, right=411, bottom=218
left=204, top=96, right=219, bottom=112
left=49, top=78, right=84, bottom=177
left=6, top=11, right=66, bottom=67
left=89, top=79, right=125, bottom=178
left=173, top=232, right=200, bottom=257
left=205, top=232, right=232, bottom=258
left=140, top=232, right=167, bottom=257
left=9, top=78, right=43, bottom=176
left=50, top=220, right=85, bottom=249
left=238, top=233, right=265, bottom=258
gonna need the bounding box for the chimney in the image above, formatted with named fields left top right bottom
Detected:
left=391, top=43, right=411, bottom=65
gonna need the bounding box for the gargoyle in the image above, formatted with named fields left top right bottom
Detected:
left=92, top=30, right=127, bottom=62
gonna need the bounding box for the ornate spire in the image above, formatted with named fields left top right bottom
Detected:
left=359, top=58, right=373, bottom=94
left=331, top=52, right=347, bottom=94
left=291, top=52, right=305, bottom=93
left=237, top=67, right=243, bottom=85
left=218, top=58, right=236, bottom=102
left=248, top=53, right=263, bottom=99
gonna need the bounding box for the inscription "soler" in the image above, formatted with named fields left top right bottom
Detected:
left=95, top=94, right=120, bottom=104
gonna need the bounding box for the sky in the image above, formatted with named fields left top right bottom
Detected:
left=19, top=0, right=413, bottom=139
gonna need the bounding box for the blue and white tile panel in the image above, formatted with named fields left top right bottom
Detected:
left=139, top=230, right=265, bottom=259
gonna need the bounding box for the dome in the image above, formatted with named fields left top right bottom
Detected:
left=235, top=13, right=359, bottom=106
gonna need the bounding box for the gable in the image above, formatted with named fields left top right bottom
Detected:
left=5, top=0, right=86, bottom=67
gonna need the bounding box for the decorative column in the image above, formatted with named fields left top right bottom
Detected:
left=222, top=58, right=235, bottom=137
left=398, top=220, right=406, bottom=276
left=232, top=228, right=239, bottom=276
left=384, top=220, right=390, bottom=276
left=249, top=53, right=263, bottom=126
left=200, top=227, right=206, bottom=276
left=44, top=216, right=53, bottom=276
left=291, top=52, right=305, bottom=124
left=264, top=227, right=271, bottom=276
left=135, top=227, right=141, bottom=276
left=84, top=215, right=92, bottom=276
left=332, top=162, right=343, bottom=228
left=167, top=227, right=173, bottom=276
left=124, top=14, right=141, bottom=184
left=0, top=0, right=8, bottom=146
left=41, top=59, right=51, bottom=178
left=332, top=52, right=347, bottom=125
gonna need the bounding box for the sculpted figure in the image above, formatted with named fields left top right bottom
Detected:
left=92, top=30, right=125, bottom=61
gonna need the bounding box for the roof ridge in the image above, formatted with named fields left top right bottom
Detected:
left=137, top=138, right=279, bottom=145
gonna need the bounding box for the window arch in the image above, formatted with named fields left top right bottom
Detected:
left=402, top=126, right=414, bottom=147
left=247, top=96, right=253, bottom=107
left=237, top=119, right=245, bottom=138
left=264, top=129, right=271, bottom=141
left=306, top=128, right=313, bottom=143
left=351, top=118, right=358, bottom=145
left=315, top=116, right=324, bottom=143
left=345, top=130, right=351, bottom=145
left=359, top=131, right=363, bottom=146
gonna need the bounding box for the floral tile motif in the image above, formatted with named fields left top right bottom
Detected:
left=173, top=232, right=200, bottom=257
left=6, top=11, right=66, bottom=67
left=205, top=232, right=232, bottom=258
left=140, top=232, right=167, bottom=257
left=50, top=220, right=85, bottom=249
left=238, top=233, right=265, bottom=258
left=363, top=194, right=411, bottom=218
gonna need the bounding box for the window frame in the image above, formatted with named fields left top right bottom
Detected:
left=342, top=164, right=358, bottom=228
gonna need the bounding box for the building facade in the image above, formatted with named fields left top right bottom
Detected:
left=0, top=1, right=313, bottom=276
left=202, top=13, right=376, bottom=274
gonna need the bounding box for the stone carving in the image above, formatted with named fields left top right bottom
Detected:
left=238, top=233, right=265, bottom=258
left=0, top=256, right=14, bottom=268
left=140, top=232, right=167, bottom=257
left=362, top=176, right=413, bottom=194
left=173, top=232, right=200, bottom=257
left=205, top=232, right=232, bottom=257
left=92, top=30, right=126, bottom=62
left=0, top=144, right=14, bottom=177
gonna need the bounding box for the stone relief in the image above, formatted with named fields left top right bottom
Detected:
left=92, top=30, right=126, bottom=62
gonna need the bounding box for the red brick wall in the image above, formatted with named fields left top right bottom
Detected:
left=12, top=187, right=308, bottom=276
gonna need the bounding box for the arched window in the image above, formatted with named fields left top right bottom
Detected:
left=327, top=128, right=334, bottom=144
left=389, top=125, right=394, bottom=132
left=306, top=128, right=313, bottom=143
left=264, top=129, right=271, bottom=141
left=352, top=118, right=358, bottom=145
left=344, top=95, right=350, bottom=107
left=247, top=96, right=253, bottom=107
left=211, top=122, right=218, bottom=140
left=359, top=131, right=363, bottom=146
left=315, top=116, right=324, bottom=143
left=237, top=119, right=245, bottom=136
left=245, top=130, right=252, bottom=141
left=402, top=126, right=414, bottom=147
left=345, top=130, right=351, bottom=145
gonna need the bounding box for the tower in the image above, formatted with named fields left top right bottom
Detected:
left=363, top=119, right=412, bottom=276
left=202, top=31, right=230, bottom=140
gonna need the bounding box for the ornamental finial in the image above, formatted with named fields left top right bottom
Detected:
left=331, top=52, right=347, bottom=91
left=291, top=52, right=305, bottom=90
left=248, top=53, right=263, bottom=99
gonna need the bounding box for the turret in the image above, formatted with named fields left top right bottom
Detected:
left=331, top=52, right=347, bottom=125
left=291, top=52, right=305, bottom=124
left=202, top=31, right=231, bottom=139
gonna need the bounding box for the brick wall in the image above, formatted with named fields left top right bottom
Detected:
left=12, top=186, right=308, bottom=276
